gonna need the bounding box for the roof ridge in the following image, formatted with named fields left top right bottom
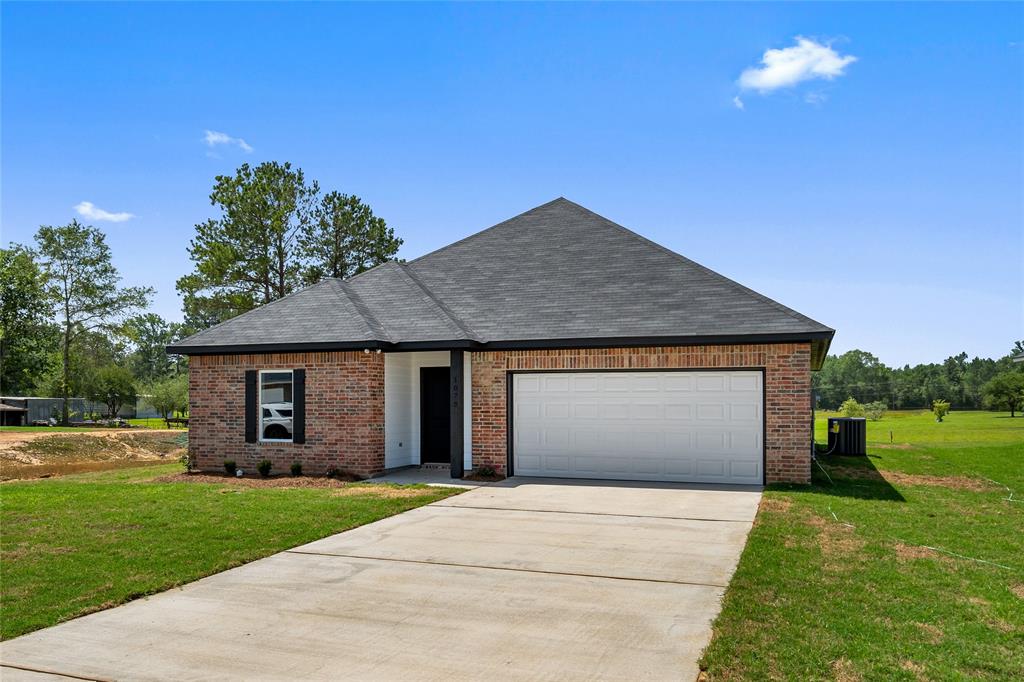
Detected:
left=395, top=263, right=481, bottom=341
left=555, top=198, right=833, bottom=331
left=406, top=197, right=569, bottom=267
left=334, top=279, right=392, bottom=342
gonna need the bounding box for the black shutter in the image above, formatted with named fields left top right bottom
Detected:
left=292, top=369, right=306, bottom=444
left=244, top=370, right=258, bottom=443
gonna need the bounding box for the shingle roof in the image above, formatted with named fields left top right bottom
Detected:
left=170, top=198, right=834, bottom=365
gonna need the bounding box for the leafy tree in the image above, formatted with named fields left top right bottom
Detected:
left=813, top=350, right=892, bottom=409
left=0, top=246, right=58, bottom=394
left=34, top=220, right=152, bottom=424
left=932, top=399, right=950, bottom=422
left=176, top=162, right=318, bottom=329
left=123, top=313, right=187, bottom=381
left=299, top=191, right=402, bottom=283
left=89, top=365, right=137, bottom=417
left=839, top=397, right=865, bottom=418
left=983, top=372, right=1024, bottom=417
left=864, top=401, right=887, bottom=421
left=142, top=373, right=189, bottom=421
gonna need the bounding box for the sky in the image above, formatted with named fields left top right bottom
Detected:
left=2, top=2, right=1021, bottom=368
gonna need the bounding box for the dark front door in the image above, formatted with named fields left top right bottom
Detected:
left=420, top=367, right=450, bottom=463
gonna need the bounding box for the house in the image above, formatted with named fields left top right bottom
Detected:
left=168, top=198, right=834, bottom=484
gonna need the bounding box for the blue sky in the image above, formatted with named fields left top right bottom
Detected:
left=2, top=2, right=1021, bottom=367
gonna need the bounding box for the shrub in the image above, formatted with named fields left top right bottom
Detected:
left=475, top=465, right=497, bottom=478
left=179, top=453, right=195, bottom=472
left=932, top=399, right=951, bottom=422
left=290, top=461, right=303, bottom=477
left=257, top=459, right=273, bottom=477
left=839, top=397, right=865, bottom=418
left=864, top=401, right=888, bottom=421
left=223, top=459, right=237, bottom=475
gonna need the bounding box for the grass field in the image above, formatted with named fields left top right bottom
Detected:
left=0, top=465, right=461, bottom=640
left=701, top=410, right=1024, bottom=680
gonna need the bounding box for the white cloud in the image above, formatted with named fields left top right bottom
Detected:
left=804, top=91, right=827, bottom=105
left=203, top=129, right=253, bottom=153
left=732, top=95, right=745, bottom=110
left=738, top=37, right=856, bottom=93
left=73, top=201, right=135, bottom=223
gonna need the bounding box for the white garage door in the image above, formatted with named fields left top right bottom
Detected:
left=512, top=371, right=763, bottom=485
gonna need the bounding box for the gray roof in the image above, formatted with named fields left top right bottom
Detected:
left=170, top=198, right=834, bottom=365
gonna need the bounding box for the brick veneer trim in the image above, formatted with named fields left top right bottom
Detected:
left=188, top=351, right=385, bottom=477
left=469, top=344, right=813, bottom=484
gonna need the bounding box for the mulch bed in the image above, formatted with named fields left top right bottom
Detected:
left=155, top=472, right=362, bottom=488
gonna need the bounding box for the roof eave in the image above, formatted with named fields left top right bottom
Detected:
left=168, top=330, right=835, bottom=362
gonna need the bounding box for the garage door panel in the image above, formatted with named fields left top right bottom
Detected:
left=513, top=371, right=763, bottom=485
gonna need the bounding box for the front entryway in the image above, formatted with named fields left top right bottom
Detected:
left=420, top=367, right=450, bottom=463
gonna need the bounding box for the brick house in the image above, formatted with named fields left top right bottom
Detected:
left=169, top=198, right=833, bottom=485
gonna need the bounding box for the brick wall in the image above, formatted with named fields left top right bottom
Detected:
left=189, top=351, right=385, bottom=477
left=470, top=344, right=813, bottom=484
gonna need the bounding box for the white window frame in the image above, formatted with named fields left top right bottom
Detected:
left=258, top=369, right=294, bottom=443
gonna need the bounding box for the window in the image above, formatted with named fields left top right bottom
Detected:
left=260, top=370, right=293, bottom=442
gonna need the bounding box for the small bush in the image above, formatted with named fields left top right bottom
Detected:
left=864, top=401, right=888, bottom=421
left=180, top=453, right=195, bottom=472
left=932, top=399, right=951, bottom=422
left=475, top=465, right=497, bottom=477
left=839, top=397, right=865, bottom=418
left=290, top=461, right=303, bottom=477
left=223, top=459, right=237, bottom=475
left=257, top=459, right=273, bottom=477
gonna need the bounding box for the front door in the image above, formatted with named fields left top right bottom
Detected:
left=420, top=367, right=450, bottom=463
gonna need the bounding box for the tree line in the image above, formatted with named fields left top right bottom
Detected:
left=1, top=161, right=401, bottom=424
left=813, top=346, right=1024, bottom=415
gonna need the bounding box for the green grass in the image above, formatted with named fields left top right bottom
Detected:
left=128, top=418, right=187, bottom=429
left=701, top=410, right=1024, bottom=680
left=0, top=464, right=461, bottom=640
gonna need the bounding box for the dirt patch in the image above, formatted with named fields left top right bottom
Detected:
left=1010, top=583, right=1024, bottom=600
left=826, top=465, right=997, bottom=492
left=874, top=443, right=914, bottom=450
left=892, top=543, right=951, bottom=564
left=914, top=622, right=944, bottom=644
left=331, top=486, right=434, bottom=499
left=154, top=472, right=360, bottom=488
left=0, top=430, right=186, bottom=480
left=882, top=471, right=997, bottom=492
left=831, top=657, right=861, bottom=682
left=760, top=497, right=793, bottom=513
left=900, top=660, right=926, bottom=682
left=806, top=513, right=865, bottom=567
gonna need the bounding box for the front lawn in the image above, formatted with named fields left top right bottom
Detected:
left=0, top=464, right=461, bottom=640
left=700, top=410, right=1024, bottom=680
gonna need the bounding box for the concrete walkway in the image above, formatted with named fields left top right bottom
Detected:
left=0, top=478, right=761, bottom=681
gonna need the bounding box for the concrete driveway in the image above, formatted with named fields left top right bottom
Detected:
left=0, top=478, right=761, bottom=681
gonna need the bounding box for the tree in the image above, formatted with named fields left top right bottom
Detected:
left=839, top=397, right=865, bottom=418
left=34, top=220, right=152, bottom=424
left=176, top=162, right=318, bottom=329
left=143, top=374, right=189, bottom=421
left=0, top=246, right=58, bottom=394
left=123, top=313, right=187, bottom=381
left=864, top=401, right=887, bottom=421
left=983, top=372, right=1024, bottom=417
left=932, top=399, right=950, bottom=422
left=89, top=365, right=137, bottom=418
left=813, top=350, right=893, bottom=409
left=299, top=191, right=402, bottom=283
